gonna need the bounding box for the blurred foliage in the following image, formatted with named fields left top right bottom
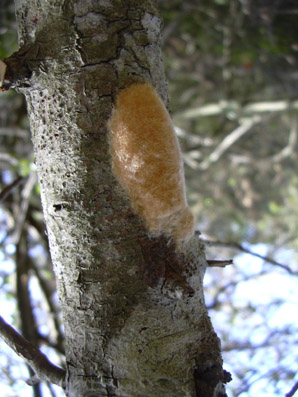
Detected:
left=0, top=0, right=298, bottom=396
left=159, top=0, right=298, bottom=249
left=0, top=0, right=18, bottom=58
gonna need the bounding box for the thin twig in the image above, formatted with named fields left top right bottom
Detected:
left=198, top=115, right=262, bottom=169
left=0, top=316, right=66, bottom=388
left=272, top=116, right=297, bottom=163
left=201, top=238, right=295, bottom=275
left=11, top=171, right=37, bottom=244
left=286, top=380, right=298, bottom=397
left=0, top=176, right=25, bottom=202
left=0, top=153, right=19, bottom=166
left=181, top=98, right=298, bottom=119
left=0, top=60, right=6, bottom=87
left=29, top=258, right=65, bottom=355
left=0, top=127, right=29, bottom=138
left=207, top=259, right=233, bottom=268
left=175, top=125, right=214, bottom=146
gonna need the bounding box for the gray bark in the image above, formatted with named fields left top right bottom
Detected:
left=6, top=0, right=228, bottom=395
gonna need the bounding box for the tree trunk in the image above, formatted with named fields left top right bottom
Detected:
left=6, top=0, right=228, bottom=395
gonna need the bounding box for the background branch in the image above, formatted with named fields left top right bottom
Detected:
left=286, top=380, right=298, bottom=397
left=197, top=115, right=262, bottom=169
left=0, top=316, right=66, bottom=388
left=207, top=259, right=233, bottom=267
left=0, top=176, right=25, bottom=202
left=201, top=237, right=296, bottom=275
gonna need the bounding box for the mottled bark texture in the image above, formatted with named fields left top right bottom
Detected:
left=7, top=0, right=228, bottom=395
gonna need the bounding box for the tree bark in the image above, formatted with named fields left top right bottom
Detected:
left=5, top=0, right=228, bottom=395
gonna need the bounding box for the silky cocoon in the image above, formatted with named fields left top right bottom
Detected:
left=108, top=83, right=195, bottom=241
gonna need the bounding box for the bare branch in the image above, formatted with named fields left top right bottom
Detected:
left=29, top=257, right=65, bottom=355
left=175, top=125, right=214, bottom=146
left=0, top=316, right=66, bottom=388
left=11, top=171, right=37, bottom=244
left=0, top=176, right=25, bottom=202
left=201, top=238, right=296, bottom=275
left=180, top=100, right=240, bottom=118
left=286, top=380, right=298, bottom=397
left=229, top=116, right=298, bottom=166
left=272, top=117, right=297, bottom=163
left=180, top=99, right=298, bottom=119
left=207, top=259, right=233, bottom=268
left=0, top=60, right=7, bottom=87
left=223, top=326, right=294, bottom=352
left=0, top=127, right=29, bottom=138
left=198, top=115, right=262, bottom=169
left=0, top=152, right=19, bottom=166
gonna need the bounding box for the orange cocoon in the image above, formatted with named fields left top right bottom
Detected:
left=108, top=83, right=194, bottom=241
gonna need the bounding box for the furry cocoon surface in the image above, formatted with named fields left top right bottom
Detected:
left=108, top=83, right=194, bottom=241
